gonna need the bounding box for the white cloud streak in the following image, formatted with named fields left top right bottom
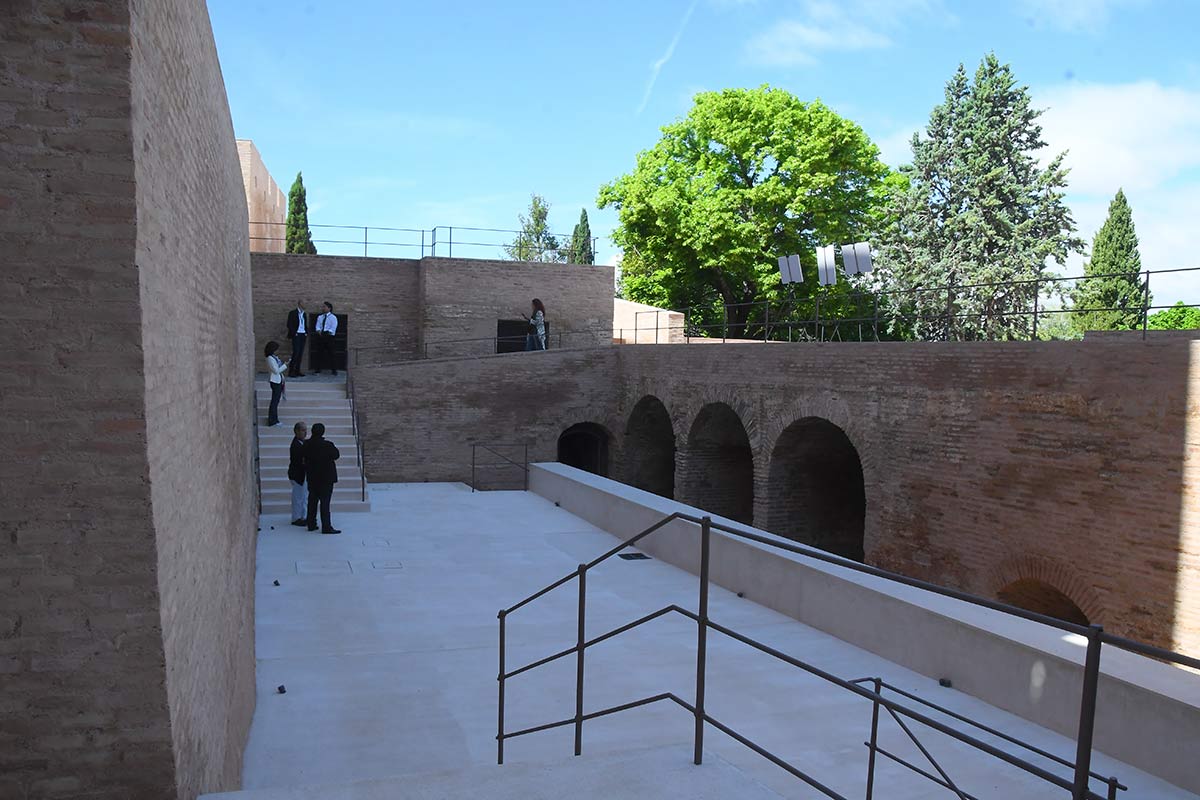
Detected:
left=638, top=1, right=700, bottom=115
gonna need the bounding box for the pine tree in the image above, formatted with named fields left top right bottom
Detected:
left=877, top=54, right=1084, bottom=340
left=285, top=172, right=317, bottom=255
left=1071, top=189, right=1148, bottom=332
left=504, top=194, right=562, bottom=262
left=569, top=208, right=595, bottom=264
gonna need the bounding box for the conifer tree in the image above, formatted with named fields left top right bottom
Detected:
left=877, top=54, right=1083, bottom=340
left=569, top=208, right=595, bottom=264
left=285, top=172, right=317, bottom=255
left=1071, top=189, right=1148, bottom=332
left=504, top=194, right=562, bottom=262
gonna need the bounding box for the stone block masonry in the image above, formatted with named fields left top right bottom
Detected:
left=1, top=1, right=256, bottom=797
left=353, top=339, right=1200, bottom=659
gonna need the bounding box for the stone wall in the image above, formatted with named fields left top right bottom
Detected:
left=131, top=0, right=257, bottom=796
left=0, top=1, right=255, bottom=797
left=250, top=254, right=615, bottom=367
left=237, top=139, right=285, bottom=253
left=352, top=340, right=1200, bottom=657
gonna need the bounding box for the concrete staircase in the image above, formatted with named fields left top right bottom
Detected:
left=255, top=379, right=370, bottom=515
left=201, top=744, right=785, bottom=799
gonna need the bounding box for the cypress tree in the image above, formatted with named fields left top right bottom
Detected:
left=285, top=172, right=317, bottom=255
left=1071, top=189, right=1148, bottom=332
left=570, top=208, right=595, bottom=265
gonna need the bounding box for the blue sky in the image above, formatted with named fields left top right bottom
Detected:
left=209, top=0, right=1200, bottom=302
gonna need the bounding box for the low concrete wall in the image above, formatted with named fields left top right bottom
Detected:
left=530, top=463, right=1200, bottom=795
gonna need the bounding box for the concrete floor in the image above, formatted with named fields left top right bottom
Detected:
left=221, top=484, right=1196, bottom=799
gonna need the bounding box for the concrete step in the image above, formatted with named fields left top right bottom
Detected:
left=258, top=425, right=355, bottom=438
left=258, top=442, right=359, bottom=457
left=200, top=745, right=784, bottom=800
left=261, top=498, right=371, bottom=514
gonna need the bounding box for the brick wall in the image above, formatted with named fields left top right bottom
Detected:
left=131, top=0, right=256, bottom=796
left=236, top=139, right=284, bottom=253
left=250, top=253, right=422, bottom=369
left=352, top=340, right=1200, bottom=657
left=0, top=1, right=255, bottom=797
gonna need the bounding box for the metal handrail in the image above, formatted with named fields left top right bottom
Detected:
left=498, top=511, right=1199, bottom=800
left=345, top=368, right=366, bottom=503
left=470, top=443, right=529, bottom=492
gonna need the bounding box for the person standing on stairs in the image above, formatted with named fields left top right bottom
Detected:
left=264, top=341, right=286, bottom=427
left=304, top=422, right=341, bottom=534
left=289, top=421, right=308, bottom=527
left=286, top=300, right=307, bottom=378
left=312, top=301, right=339, bottom=376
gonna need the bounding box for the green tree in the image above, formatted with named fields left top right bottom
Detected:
left=876, top=54, right=1084, bottom=341
left=504, top=194, right=563, bottom=262
left=569, top=208, right=595, bottom=264
left=1148, top=302, right=1200, bottom=330
left=1070, top=189, right=1148, bottom=333
left=285, top=172, right=317, bottom=255
left=598, top=86, right=889, bottom=337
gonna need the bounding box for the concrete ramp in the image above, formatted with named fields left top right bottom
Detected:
left=201, top=745, right=785, bottom=799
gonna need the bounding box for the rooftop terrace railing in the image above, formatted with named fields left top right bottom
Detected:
left=498, top=511, right=1200, bottom=799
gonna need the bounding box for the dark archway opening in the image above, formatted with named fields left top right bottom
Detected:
left=624, top=396, right=676, bottom=499
left=997, top=579, right=1090, bottom=626
left=558, top=423, right=609, bottom=477
left=682, top=403, right=754, bottom=525
left=767, top=418, right=865, bottom=562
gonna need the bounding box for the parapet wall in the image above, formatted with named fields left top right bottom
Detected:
left=237, top=139, right=285, bottom=253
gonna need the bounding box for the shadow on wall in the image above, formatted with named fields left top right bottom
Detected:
left=678, top=402, right=755, bottom=525
left=623, top=395, right=676, bottom=499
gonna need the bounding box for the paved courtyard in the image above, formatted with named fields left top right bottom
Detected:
left=229, top=483, right=1195, bottom=799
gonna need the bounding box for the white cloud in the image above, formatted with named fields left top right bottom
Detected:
left=639, top=1, right=700, bottom=115
left=1038, top=81, right=1200, bottom=195
left=1017, top=0, right=1140, bottom=32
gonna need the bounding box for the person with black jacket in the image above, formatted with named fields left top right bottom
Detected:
left=286, top=301, right=307, bottom=378
left=289, top=422, right=308, bottom=527
left=303, top=422, right=341, bottom=534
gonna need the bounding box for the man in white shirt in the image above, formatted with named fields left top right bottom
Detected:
left=312, top=301, right=340, bottom=376
left=286, top=301, right=307, bottom=377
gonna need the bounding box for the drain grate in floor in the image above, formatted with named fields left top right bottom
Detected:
left=618, top=552, right=651, bottom=561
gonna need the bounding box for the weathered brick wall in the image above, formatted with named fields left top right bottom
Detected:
left=236, top=139, right=284, bottom=253
left=131, top=0, right=256, bottom=796
left=352, top=340, right=1199, bottom=657
left=0, top=2, right=176, bottom=797
left=418, top=258, right=614, bottom=358
left=250, top=253, right=422, bottom=369
left=0, top=1, right=255, bottom=797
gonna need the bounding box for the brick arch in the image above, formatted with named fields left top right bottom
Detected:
left=557, top=420, right=614, bottom=478
left=623, top=395, right=676, bottom=499
left=990, top=555, right=1105, bottom=626
left=677, top=396, right=757, bottom=525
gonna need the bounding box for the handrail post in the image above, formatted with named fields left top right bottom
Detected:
left=574, top=563, right=587, bottom=756
left=865, top=677, right=881, bottom=799
left=363, top=226, right=368, bottom=257
left=1071, top=625, right=1103, bottom=800
left=1031, top=277, right=1039, bottom=341
left=1141, top=271, right=1151, bottom=339
left=694, top=515, right=711, bottom=765
left=497, top=609, right=506, bottom=764
left=471, top=445, right=476, bottom=493
left=524, top=443, right=529, bottom=491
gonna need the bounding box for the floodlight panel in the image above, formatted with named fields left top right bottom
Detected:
left=787, top=253, right=803, bottom=284
left=854, top=242, right=873, bottom=274
left=842, top=243, right=859, bottom=275
left=778, top=255, right=791, bottom=284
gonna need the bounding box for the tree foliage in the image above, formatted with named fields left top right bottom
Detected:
left=876, top=54, right=1083, bottom=340
left=598, top=86, right=890, bottom=337
left=569, top=208, right=595, bottom=265
left=1070, top=189, right=1148, bottom=333
left=1148, top=301, right=1200, bottom=331
left=285, top=172, right=317, bottom=255
left=504, top=194, right=563, bottom=262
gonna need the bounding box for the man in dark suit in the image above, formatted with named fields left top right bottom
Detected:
left=288, top=422, right=308, bottom=527
left=286, top=301, right=307, bottom=378
left=303, top=422, right=341, bottom=534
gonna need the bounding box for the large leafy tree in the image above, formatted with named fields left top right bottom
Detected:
left=285, top=172, right=317, bottom=255
left=1071, top=189, right=1148, bottom=333
left=876, top=54, right=1084, bottom=340
left=1148, top=302, right=1200, bottom=331
left=598, top=86, right=889, bottom=337
left=569, top=208, right=595, bottom=264
left=504, top=194, right=563, bottom=262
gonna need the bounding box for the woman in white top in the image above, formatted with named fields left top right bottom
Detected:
left=265, top=340, right=286, bottom=427
left=524, top=298, right=546, bottom=351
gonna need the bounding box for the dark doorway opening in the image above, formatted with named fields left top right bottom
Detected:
left=558, top=423, right=609, bottom=476
left=624, top=395, right=675, bottom=499
left=497, top=319, right=551, bottom=354
left=307, top=312, right=349, bottom=373
left=766, top=418, right=865, bottom=562
left=681, top=403, right=754, bottom=525
left=998, top=579, right=1090, bottom=626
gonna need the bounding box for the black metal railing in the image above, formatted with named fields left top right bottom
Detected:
left=470, top=443, right=529, bottom=492
left=249, top=221, right=602, bottom=263
left=498, top=511, right=1200, bottom=799
left=345, top=366, right=366, bottom=503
